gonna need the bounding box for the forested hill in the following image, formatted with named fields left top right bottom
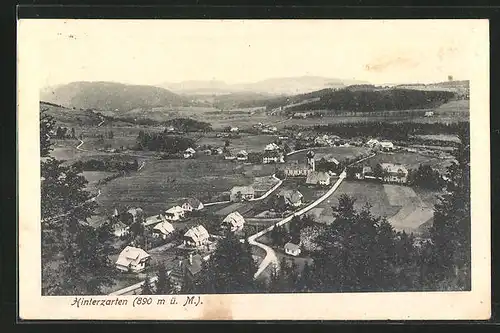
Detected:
left=252, top=87, right=456, bottom=113
left=40, top=81, right=189, bottom=112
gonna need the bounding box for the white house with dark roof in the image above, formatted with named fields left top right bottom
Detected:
left=236, top=150, right=249, bottom=161
left=183, top=225, right=210, bottom=247
left=115, top=246, right=151, bottom=273
left=221, top=211, right=245, bottom=232
left=380, top=163, right=408, bottom=184
left=183, top=147, right=196, bottom=159
left=181, top=197, right=204, bottom=212
left=152, top=221, right=175, bottom=239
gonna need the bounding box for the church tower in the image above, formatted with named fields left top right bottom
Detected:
left=306, top=150, right=315, bottom=171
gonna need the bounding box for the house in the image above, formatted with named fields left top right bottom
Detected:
left=203, top=149, right=212, bottom=156
left=276, top=189, right=304, bottom=207
left=181, top=197, right=204, bottom=212
left=306, top=171, right=331, bottom=186
left=221, top=211, right=245, bottom=232
left=284, top=242, right=301, bottom=257
left=425, top=111, right=434, bottom=117
left=293, top=112, right=309, bottom=119
left=236, top=150, right=249, bottom=161
left=366, top=138, right=380, bottom=148
left=165, top=206, right=185, bottom=221
left=165, top=126, right=176, bottom=133
left=320, top=154, right=340, bottom=165
left=314, top=135, right=333, bottom=146
left=380, top=163, right=409, bottom=184
left=213, top=147, right=224, bottom=155
left=127, top=208, right=144, bottom=224
left=152, top=221, right=175, bottom=239
left=183, top=225, right=210, bottom=247
left=169, top=254, right=204, bottom=290
left=230, top=186, right=255, bottom=201
left=144, top=213, right=168, bottom=227
left=230, top=127, right=239, bottom=133
left=378, top=141, right=395, bottom=151
left=224, top=153, right=236, bottom=160
left=265, top=143, right=280, bottom=151
left=183, top=147, right=196, bottom=159
left=262, top=150, right=285, bottom=164
left=112, top=221, right=130, bottom=238
left=115, top=246, right=151, bottom=273
left=355, top=166, right=373, bottom=180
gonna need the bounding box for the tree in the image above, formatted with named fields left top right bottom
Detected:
left=194, top=233, right=258, bottom=293
left=71, top=127, right=76, bottom=139
left=289, top=216, right=302, bottom=244
left=40, top=111, right=114, bottom=295
left=141, top=273, right=155, bottom=295
left=311, top=195, right=417, bottom=292
left=155, top=262, right=176, bottom=295
left=423, top=123, right=471, bottom=290
left=108, top=130, right=114, bottom=139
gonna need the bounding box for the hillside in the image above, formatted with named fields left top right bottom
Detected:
left=40, top=81, right=189, bottom=112
left=40, top=101, right=103, bottom=126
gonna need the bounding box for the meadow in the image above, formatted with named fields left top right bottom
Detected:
left=365, top=151, right=455, bottom=173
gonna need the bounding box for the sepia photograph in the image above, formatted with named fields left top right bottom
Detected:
left=18, top=19, right=490, bottom=320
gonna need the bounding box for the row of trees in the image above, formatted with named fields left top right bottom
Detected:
left=164, top=118, right=212, bottom=133
left=72, top=157, right=139, bottom=172
left=41, top=111, right=116, bottom=295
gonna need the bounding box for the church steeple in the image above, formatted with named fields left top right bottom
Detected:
left=306, top=150, right=315, bottom=171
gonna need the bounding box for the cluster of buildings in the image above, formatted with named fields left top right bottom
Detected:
left=365, top=139, right=396, bottom=152
left=252, top=122, right=278, bottom=134
left=279, top=150, right=332, bottom=186
left=353, top=163, right=409, bottom=184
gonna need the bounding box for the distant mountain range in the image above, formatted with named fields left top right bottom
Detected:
left=158, top=76, right=370, bottom=96
left=40, top=81, right=188, bottom=111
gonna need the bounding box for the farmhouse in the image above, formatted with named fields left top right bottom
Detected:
left=127, top=208, right=144, bottom=224
left=224, top=153, right=236, bottom=160
left=230, top=186, right=255, bottom=202
left=236, top=150, right=249, bottom=161
left=366, top=139, right=380, bottom=148
left=425, top=111, right=434, bottom=117
left=152, top=221, right=175, bottom=239
left=380, top=163, right=409, bottom=184
left=265, top=143, right=280, bottom=151
left=280, top=150, right=316, bottom=177
left=262, top=150, right=285, bottom=164
left=213, top=147, right=224, bottom=155
left=112, top=221, right=129, bottom=238
left=276, top=189, right=304, bottom=207
left=183, top=225, right=210, bottom=247
left=183, top=147, right=196, bottom=159
left=165, top=206, right=185, bottom=221
left=221, top=211, right=246, bottom=232
left=169, top=254, right=204, bottom=290
left=355, top=166, right=374, bottom=180
left=181, top=197, right=204, bottom=212
left=230, top=127, right=239, bottom=133
left=144, top=213, right=168, bottom=227
left=115, top=246, right=151, bottom=273
left=306, top=171, right=331, bottom=186
left=284, top=242, right=301, bottom=257
left=378, top=141, right=395, bottom=151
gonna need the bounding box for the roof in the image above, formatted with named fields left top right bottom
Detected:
left=306, top=150, right=315, bottom=158
left=183, top=197, right=202, bottom=208
left=153, top=221, right=175, bottom=235
left=379, top=141, right=394, bottom=147
left=127, top=208, right=143, bottom=217
left=184, top=225, right=209, bottom=242
left=112, top=221, right=128, bottom=231
left=277, top=189, right=303, bottom=204
left=265, top=143, right=280, bottom=151
left=284, top=242, right=301, bottom=252
left=282, top=160, right=310, bottom=170
left=362, top=166, right=373, bottom=173
left=171, top=254, right=204, bottom=279
left=145, top=214, right=166, bottom=226
left=166, top=206, right=185, bottom=214
left=222, top=211, right=245, bottom=227
left=230, top=186, right=255, bottom=195
left=237, top=150, right=248, bottom=156
left=116, top=246, right=150, bottom=267
left=319, top=154, right=340, bottom=165
left=306, top=171, right=330, bottom=183
left=263, top=150, right=283, bottom=158
left=185, top=147, right=196, bottom=154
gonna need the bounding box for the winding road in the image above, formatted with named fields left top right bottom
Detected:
left=248, top=170, right=347, bottom=278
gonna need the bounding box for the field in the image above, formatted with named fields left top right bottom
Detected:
left=365, top=151, right=454, bottom=173
left=289, top=146, right=371, bottom=163
left=311, top=180, right=439, bottom=233
left=97, top=158, right=276, bottom=216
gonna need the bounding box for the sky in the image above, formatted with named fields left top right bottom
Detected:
left=20, top=19, right=488, bottom=88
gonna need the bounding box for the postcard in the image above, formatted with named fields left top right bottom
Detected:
left=18, top=18, right=490, bottom=320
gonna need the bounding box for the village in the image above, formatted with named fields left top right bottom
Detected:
left=95, top=123, right=453, bottom=295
